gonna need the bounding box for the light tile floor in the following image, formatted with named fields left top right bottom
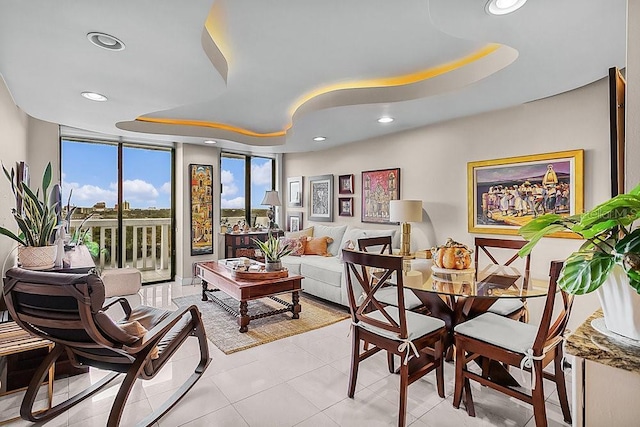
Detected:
left=1, top=281, right=572, bottom=426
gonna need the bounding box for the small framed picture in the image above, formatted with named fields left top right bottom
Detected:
left=287, top=212, right=303, bottom=232
left=338, top=174, right=354, bottom=194
left=338, top=197, right=353, bottom=217
left=287, top=176, right=303, bottom=208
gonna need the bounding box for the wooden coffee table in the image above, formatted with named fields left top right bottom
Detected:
left=196, top=261, right=303, bottom=333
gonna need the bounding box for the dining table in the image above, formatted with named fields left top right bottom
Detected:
left=403, top=263, right=551, bottom=386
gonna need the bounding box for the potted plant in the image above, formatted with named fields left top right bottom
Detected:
left=0, top=162, right=59, bottom=270
left=518, top=183, right=640, bottom=340
left=253, top=233, right=293, bottom=272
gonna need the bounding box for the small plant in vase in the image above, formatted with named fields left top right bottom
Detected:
left=0, top=162, right=59, bottom=270
left=253, top=233, right=293, bottom=272
left=518, top=183, right=640, bottom=340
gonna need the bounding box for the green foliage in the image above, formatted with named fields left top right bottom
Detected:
left=0, top=162, right=58, bottom=247
left=518, top=182, right=640, bottom=294
left=252, top=233, right=292, bottom=262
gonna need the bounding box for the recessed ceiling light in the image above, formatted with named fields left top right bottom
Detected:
left=204, top=140, right=217, bottom=144
left=377, top=116, right=394, bottom=123
left=87, top=32, right=125, bottom=51
left=313, top=136, right=326, bottom=142
left=486, top=0, right=527, bottom=15
left=81, top=91, right=108, bottom=102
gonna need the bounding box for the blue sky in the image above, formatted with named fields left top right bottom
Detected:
left=62, top=140, right=273, bottom=210
left=62, top=140, right=171, bottom=209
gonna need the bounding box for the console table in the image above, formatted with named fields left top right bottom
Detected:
left=224, top=230, right=284, bottom=260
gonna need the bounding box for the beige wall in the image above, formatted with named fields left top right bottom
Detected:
left=175, top=143, right=220, bottom=283
left=628, top=0, right=640, bottom=187
left=285, top=78, right=615, bottom=327
left=0, top=76, right=29, bottom=275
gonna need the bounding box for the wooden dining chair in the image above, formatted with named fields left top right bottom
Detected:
left=342, top=249, right=447, bottom=427
left=357, top=236, right=425, bottom=312
left=474, top=237, right=531, bottom=322
left=452, top=260, right=573, bottom=427
left=3, top=267, right=211, bottom=427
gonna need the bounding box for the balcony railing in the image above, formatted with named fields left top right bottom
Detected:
left=69, top=218, right=172, bottom=279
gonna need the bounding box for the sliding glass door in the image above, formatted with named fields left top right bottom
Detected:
left=61, top=139, right=174, bottom=283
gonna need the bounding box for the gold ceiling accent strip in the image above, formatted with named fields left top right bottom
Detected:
left=134, top=44, right=502, bottom=138
left=135, top=117, right=289, bottom=138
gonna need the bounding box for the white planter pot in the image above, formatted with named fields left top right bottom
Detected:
left=596, top=264, right=640, bottom=341
left=18, top=245, right=57, bottom=270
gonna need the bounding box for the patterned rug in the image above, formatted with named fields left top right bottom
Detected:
left=172, top=292, right=349, bottom=354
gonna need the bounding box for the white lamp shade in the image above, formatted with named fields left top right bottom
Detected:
left=261, top=190, right=282, bottom=206
left=389, top=200, right=422, bottom=222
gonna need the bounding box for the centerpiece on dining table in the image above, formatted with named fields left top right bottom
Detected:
left=430, top=238, right=475, bottom=286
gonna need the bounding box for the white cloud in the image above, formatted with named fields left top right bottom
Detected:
left=160, top=181, right=171, bottom=194
left=122, top=179, right=159, bottom=206
left=62, top=178, right=161, bottom=208
left=221, top=196, right=245, bottom=209
left=221, top=169, right=238, bottom=198
left=251, top=161, right=272, bottom=186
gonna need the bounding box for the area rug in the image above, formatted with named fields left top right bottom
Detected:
left=172, top=293, right=349, bottom=354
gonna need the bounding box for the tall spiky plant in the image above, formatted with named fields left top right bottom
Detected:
left=0, top=162, right=58, bottom=247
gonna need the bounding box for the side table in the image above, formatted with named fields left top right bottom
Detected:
left=0, top=322, right=55, bottom=425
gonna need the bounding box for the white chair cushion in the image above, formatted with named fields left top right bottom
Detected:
left=454, top=312, right=538, bottom=354
left=358, top=306, right=445, bottom=341
left=375, top=287, right=424, bottom=311
left=101, top=268, right=142, bottom=297
left=487, top=299, right=525, bottom=316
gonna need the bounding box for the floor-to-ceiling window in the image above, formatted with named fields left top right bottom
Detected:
left=61, top=138, right=174, bottom=283
left=220, top=153, right=275, bottom=230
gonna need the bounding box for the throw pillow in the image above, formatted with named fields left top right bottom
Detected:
left=338, top=239, right=356, bottom=262
left=119, top=320, right=159, bottom=359
left=313, top=224, right=347, bottom=256
left=285, top=226, right=314, bottom=239
left=279, top=236, right=306, bottom=256
left=304, top=236, right=334, bottom=256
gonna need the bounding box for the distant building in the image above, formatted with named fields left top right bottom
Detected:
left=93, top=202, right=106, bottom=212
left=114, top=201, right=131, bottom=211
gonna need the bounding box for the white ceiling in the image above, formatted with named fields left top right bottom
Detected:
left=0, top=0, right=627, bottom=154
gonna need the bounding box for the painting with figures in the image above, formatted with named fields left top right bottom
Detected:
left=361, top=168, right=400, bottom=224
left=468, top=150, right=583, bottom=236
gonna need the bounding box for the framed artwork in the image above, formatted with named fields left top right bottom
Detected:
left=190, top=164, right=214, bottom=255
left=287, top=176, right=303, bottom=207
left=361, top=168, right=400, bottom=224
left=287, top=212, right=303, bottom=232
left=339, top=197, right=353, bottom=216
left=467, top=149, right=584, bottom=237
left=338, top=174, right=354, bottom=194
left=309, top=174, right=334, bottom=222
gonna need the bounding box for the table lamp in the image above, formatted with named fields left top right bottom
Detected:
left=389, top=200, right=423, bottom=257
left=261, top=190, right=282, bottom=229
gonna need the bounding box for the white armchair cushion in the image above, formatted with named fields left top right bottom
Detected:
left=358, top=306, right=445, bottom=341
left=454, top=312, right=538, bottom=354
left=487, top=299, right=525, bottom=316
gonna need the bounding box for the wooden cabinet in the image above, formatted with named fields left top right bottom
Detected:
left=224, top=231, right=283, bottom=260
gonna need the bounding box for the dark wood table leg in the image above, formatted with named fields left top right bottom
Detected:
left=201, top=280, right=208, bottom=302
left=291, top=291, right=301, bottom=319
left=238, top=301, right=249, bottom=333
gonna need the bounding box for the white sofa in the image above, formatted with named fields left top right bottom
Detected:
left=281, top=224, right=431, bottom=307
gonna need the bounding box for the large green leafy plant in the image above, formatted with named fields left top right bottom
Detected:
left=0, top=162, right=58, bottom=247
left=252, top=233, right=292, bottom=262
left=518, top=183, right=640, bottom=294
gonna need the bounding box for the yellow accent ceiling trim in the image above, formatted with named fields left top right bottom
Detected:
left=134, top=44, right=502, bottom=139
left=135, top=117, right=289, bottom=138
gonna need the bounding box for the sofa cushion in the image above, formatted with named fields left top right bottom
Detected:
left=279, top=236, right=306, bottom=256
left=285, top=226, right=314, bottom=238
left=281, top=255, right=302, bottom=275
left=313, top=224, right=348, bottom=256
left=304, top=236, right=333, bottom=256
left=300, top=256, right=343, bottom=287
left=339, top=227, right=368, bottom=253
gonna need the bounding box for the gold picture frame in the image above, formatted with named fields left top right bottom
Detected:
left=467, top=149, right=584, bottom=237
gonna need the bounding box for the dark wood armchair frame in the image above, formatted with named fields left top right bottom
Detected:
left=453, top=260, right=574, bottom=427
left=3, top=268, right=211, bottom=427
left=474, top=237, right=531, bottom=321
left=342, top=249, right=446, bottom=427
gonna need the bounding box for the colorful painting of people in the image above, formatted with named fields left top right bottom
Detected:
left=476, top=161, right=573, bottom=226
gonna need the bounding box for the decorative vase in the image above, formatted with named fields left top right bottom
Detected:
left=18, top=245, right=57, bottom=270
left=596, top=264, right=640, bottom=341
left=265, top=260, right=282, bottom=272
